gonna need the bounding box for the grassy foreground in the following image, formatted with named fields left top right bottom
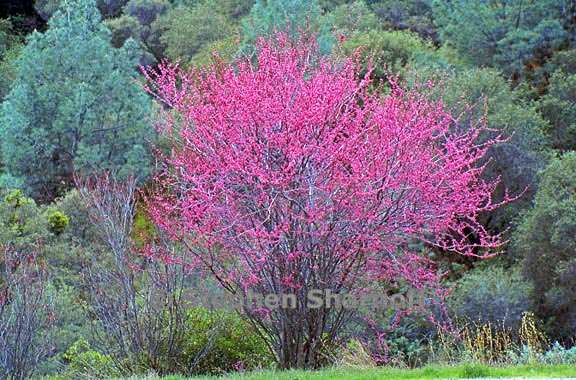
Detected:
left=129, top=364, right=576, bottom=380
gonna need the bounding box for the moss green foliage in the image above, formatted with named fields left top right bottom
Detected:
left=0, top=189, right=48, bottom=248
left=189, top=37, right=240, bottom=67
left=58, top=338, right=120, bottom=379
left=106, top=14, right=143, bottom=47
left=155, top=1, right=236, bottom=64
left=0, top=19, right=22, bottom=102
left=514, top=152, right=576, bottom=340
left=47, top=210, right=70, bottom=235
left=340, top=30, right=435, bottom=81
left=124, top=0, right=169, bottom=25
left=35, top=0, right=130, bottom=20
left=1, top=0, right=155, bottom=200
left=131, top=204, right=156, bottom=247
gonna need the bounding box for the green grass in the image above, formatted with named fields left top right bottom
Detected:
left=128, top=364, right=576, bottom=380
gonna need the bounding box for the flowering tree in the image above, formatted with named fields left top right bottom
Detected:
left=143, top=35, right=510, bottom=369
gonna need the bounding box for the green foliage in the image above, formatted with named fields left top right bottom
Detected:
left=384, top=324, right=428, bottom=366
left=370, top=0, right=436, bottom=41
left=541, top=343, right=576, bottom=365
left=318, top=0, right=348, bottom=12
left=0, top=189, right=49, bottom=249
left=106, top=0, right=168, bottom=62
left=514, top=152, right=576, bottom=340
left=405, top=67, right=550, bottom=234
left=105, top=14, right=143, bottom=47
left=0, top=19, right=22, bottom=102
left=36, top=283, right=92, bottom=377
left=34, top=0, right=62, bottom=20
left=340, top=30, right=435, bottom=81
left=124, top=0, right=169, bottom=25
left=240, top=0, right=334, bottom=56
left=131, top=204, right=156, bottom=247
left=210, top=0, right=254, bottom=19
left=448, top=266, right=533, bottom=329
left=47, top=210, right=70, bottom=235
left=183, top=308, right=273, bottom=374
left=36, top=0, right=130, bottom=20
left=156, top=2, right=235, bottom=64
left=189, top=36, right=240, bottom=67
left=0, top=43, right=21, bottom=103
left=53, top=189, right=99, bottom=245
left=432, top=0, right=573, bottom=78
left=322, top=0, right=379, bottom=38
left=59, top=339, right=120, bottom=379
left=538, top=70, right=576, bottom=151
left=1, top=0, right=155, bottom=200
left=545, top=49, right=576, bottom=76
left=508, top=343, right=576, bottom=366
left=0, top=19, right=20, bottom=57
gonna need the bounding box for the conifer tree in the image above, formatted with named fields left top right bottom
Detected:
left=1, top=0, right=154, bottom=200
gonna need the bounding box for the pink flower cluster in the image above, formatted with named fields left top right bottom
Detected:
left=142, top=34, right=511, bottom=295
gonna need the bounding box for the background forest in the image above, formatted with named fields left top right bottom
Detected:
left=0, top=0, right=576, bottom=379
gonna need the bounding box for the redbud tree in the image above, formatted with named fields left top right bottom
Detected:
left=143, top=35, right=510, bottom=369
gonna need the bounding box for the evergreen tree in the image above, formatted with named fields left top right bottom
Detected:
left=539, top=70, right=576, bottom=151
left=432, top=0, right=572, bottom=79
left=1, top=0, right=155, bottom=200
left=514, top=152, right=576, bottom=340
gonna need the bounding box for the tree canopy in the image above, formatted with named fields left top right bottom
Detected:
left=1, top=0, right=155, bottom=200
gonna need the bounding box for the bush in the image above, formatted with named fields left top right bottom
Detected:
left=322, top=0, right=379, bottom=38
left=448, top=266, right=533, bottom=330
left=508, top=342, right=576, bottom=365
left=59, top=339, right=120, bottom=380
left=538, top=70, right=576, bottom=151
left=541, top=342, right=576, bottom=365
left=124, top=0, right=169, bottom=26
left=105, top=15, right=143, bottom=48
left=156, top=3, right=235, bottom=64
left=182, top=308, right=273, bottom=374
left=339, top=30, right=435, bottom=81
left=47, top=210, right=70, bottom=235
left=514, top=152, right=576, bottom=341
left=0, top=246, right=53, bottom=380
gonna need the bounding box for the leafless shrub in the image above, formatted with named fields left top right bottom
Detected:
left=75, top=173, right=217, bottom=375
left=0, top=245, right=52, bottom=380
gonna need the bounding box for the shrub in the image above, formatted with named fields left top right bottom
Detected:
left=183, top=308, right=273, bottom=374
left=448, top=266, right=533, bottom=329
left=47, top=210, right=70, bottom=235
left=145, top=33, right=511, bottom=369
left=59, top=339, right=120, bottom=380
left=124, top=0, right=169, bottom=26
left=322, top=0, right=379, bottom=38
left=541, top=342, right=576, bottom=365
left=0, top=246, right=53, bottom=380
left=339, top=30, right=435, bottom=81
left=156, top=3, right=235, bottom=64
left=538, top=70, right=576, bottom=151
